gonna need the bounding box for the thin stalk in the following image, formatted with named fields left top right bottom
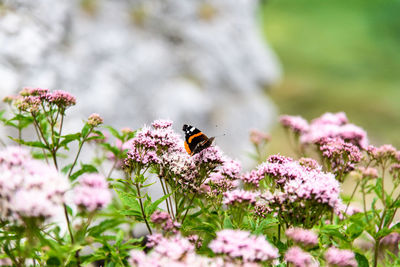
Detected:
left=63, top=204, right=74, bottom=244
left=373, top=237, right=381, bottom=267
left=181, top=194, right=196, bottom=225
left=32, top=120, right=49, bottom=164
left=67, top=129, right=92, bottom=178
left=361, top=182, right=370, bottom=224
left=165, top=184, right=175, bottom=220
left=345, top=180, right=360, bottom=214
left=134, top=183, right=152, bottom=234
left=159, top=177, right=172, bottom=216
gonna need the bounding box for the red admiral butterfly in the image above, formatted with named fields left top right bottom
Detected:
left=183, top=124, right=215, bottom=156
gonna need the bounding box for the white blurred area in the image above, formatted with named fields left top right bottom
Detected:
left=0, top=0, right=281, bottom=163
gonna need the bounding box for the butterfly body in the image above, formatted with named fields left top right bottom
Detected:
left=182, top=124, right=214, bottom=155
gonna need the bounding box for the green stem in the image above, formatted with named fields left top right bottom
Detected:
left=181, top=194, right=196, bottom=225
left=159, top=177, right=172, bottom=217
left=67, top=128, right=92, bottom=178
left=345, top=180, right=360, bottom=215
left=134, top=183, right=152, bottom=234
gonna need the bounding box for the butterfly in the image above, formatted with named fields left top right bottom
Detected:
left=182, top=124, right=215, bottom=156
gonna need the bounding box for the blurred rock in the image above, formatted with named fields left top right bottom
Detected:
left=0, top=0, right=281, bottom=164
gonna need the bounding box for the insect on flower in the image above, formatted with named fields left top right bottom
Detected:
left=183, top=124, right=215, bottom=156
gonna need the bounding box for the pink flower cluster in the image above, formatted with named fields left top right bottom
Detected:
left=130, top=235, right=218, bottom=266
left=14, top=88, right=76, bottom=112
left=288, top=112, right=369, bottom=149
left=0, top=147, right=69, bottom=221
left=209, top=229, right=279, bottom=263
left=367, top=144, right=398, bottom=163
left=280, top=115, right=310, bottom=134
left=250, top=129, right=270, bottom=145
left=87, top=113, right=103, bottom=127
left=223, top=189, right=258, bottom=206
left=316, top=137, right=361, bottom=177
left=324, top=247, right=357, bottom=267
left=247, top=155, right=341, bottom=227
left=202, top=158, right=241, bottom=196
left=125, top=120, right=184, bottom=168
left=286, top=228, right=318, bottom=247
left=285, top=247, right=318, bottom=267
left=73, top=173, right=112, bottom=211
left=150, top=210, right=180, bottom=234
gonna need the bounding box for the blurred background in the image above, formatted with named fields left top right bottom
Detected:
left=260, top=0, right=400, bottom=155
left=0, top=0, right=399, bottom=164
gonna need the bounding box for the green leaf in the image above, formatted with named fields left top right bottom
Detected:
left=346, top=223, right=364, bottom=239
left=116, top=229, right=125, bottom=246
left=9, top=137, right=48, bottom=149
left=374, top=178, right=383, bottom=200
left=101, top=143, right=121, bottom=156
left=116, top=191, right=142, bottom=212
left=145, top=193, right=172, bottom=217
left=61, top=164, right=73, bottom=175
left=81, top=123, right=91, bottom=138
left=69, top=164, right=98, bottom=181
left=105, top=125, right=123, bottom=140
left=223, top=214, right=234, bottom=229
left=355, top=252, right=369, bottom=267
left=59, top=133, right=81, bottom=148
left=88, top=219, right=125, bottom=237
left=376, top=227, right=392, bottom=239
left=320, top=225, right=346, bottom=240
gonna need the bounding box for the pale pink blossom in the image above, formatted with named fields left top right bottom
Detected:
left=209, top=229, right=278, bottom=263
left=286, top=228, right=318, bottom=247
left=324, top=247, right=357, bottom=267
left=285, top=247, right=318, bottom=267
left=223, top=189, right=258, bottom=206
left=280, top=115, right=310, bottom=134
left=73, top=173, right=111, bottom=211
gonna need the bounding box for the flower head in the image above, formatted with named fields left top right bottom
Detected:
left=150, top=210, right=180, bottom=234
left=45, top=90, right=76, bottom=108
left=249, top=129, right=270, bottom=145
left=280, top=115, right=310, bottom=134
left=300, top=112, right=368, bottom=149
left=285, top=246, right=318, bottom=267
left=209, top=229, right=278, bottom=263
left=223, top=189, right=258, bottom=206
left=87, top=113, right=103, bottom=127
left=286, top=228, right=318, bottom=248
left=0, top=147, right=69, bottom=221
left=324, top=247, right=357, bottom=267
left=73, top=173, right=111, bottom=211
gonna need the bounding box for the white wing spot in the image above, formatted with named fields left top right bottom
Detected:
left=190, top=127, right=196, bottom=132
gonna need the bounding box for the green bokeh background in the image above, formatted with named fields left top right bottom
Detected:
left=259, top=0, right=400, bottom=152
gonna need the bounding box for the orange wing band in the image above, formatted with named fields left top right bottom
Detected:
left=188, top=132, right=204, bottom=143
left=184, top=141, right=192, bottom=155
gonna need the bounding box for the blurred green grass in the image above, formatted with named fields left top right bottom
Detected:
left=259, top=0, right=400, bottom=149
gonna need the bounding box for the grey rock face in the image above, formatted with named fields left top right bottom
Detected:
left=0, top=0, right=281, bottom=163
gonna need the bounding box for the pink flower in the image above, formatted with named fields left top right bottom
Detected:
left=286, top=228, right=318, bottom=247
left=0, top=147, right=69, bottom=221
left=300, top=112, right=368, bottom=149
left=150, top=210, right=180, bottom=233
left=209, top=229, right=278, bottom=263
left=87, top=113, right=103, bottom=127
left=45, top=90, right=76, bottom=108
left=367, top=144, right=398, bottom=163
left=285, top=247, right=318, bottom=267
left=73, top=173, right=111, bottom=211
left=223, top=189, right=258, bottom=206
left=324, top=247, right=357, bottom=267
left=280, top=115, right=310, bottom=134
left=146, top=233, right=164, bottom=248
left=316, top=137, right=361, bottom=178
left=380, top=232, right=400, bottom=246
left=249, top=129, right=270, bottom=145
left=152, top=119, right=173, bottom=129
left=312, top=112, right=348, bottom=126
